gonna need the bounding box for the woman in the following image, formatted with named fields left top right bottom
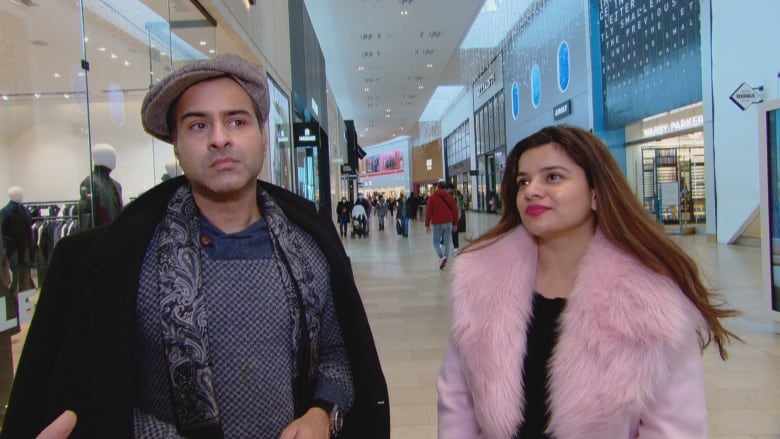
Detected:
left=437, top=126, right=737, bottom=438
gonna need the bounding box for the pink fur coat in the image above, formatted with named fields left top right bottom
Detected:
left=437, top=226, right=708, bottom=439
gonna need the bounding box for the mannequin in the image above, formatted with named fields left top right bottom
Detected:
left=1, top=186, right=34, bottom=324
left=160, top=158, right=183, bottom=181
left=79, top=143, right=123, bottom=231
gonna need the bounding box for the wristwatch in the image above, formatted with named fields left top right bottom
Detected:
left=311, top=399, right=343, bottom=437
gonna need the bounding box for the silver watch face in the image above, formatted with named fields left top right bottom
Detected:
left=331, top=404, right=344, bottom=434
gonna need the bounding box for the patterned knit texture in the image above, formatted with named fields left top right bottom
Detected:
left=134, top=221, right=354, bottom=437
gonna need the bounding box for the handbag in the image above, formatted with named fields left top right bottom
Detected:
left=395, top=218, right=403, bottom=235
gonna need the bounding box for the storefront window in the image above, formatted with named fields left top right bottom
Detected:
left=474, top=93, right=506, bottom=213
left=626, top=103, right=706, bottom=232
left=0, top=0, right=214, bottom=329
left=267, top=77, right=293, bottom=190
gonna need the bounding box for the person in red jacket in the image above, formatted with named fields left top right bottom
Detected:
left=425, top=179, right=459, bottom=269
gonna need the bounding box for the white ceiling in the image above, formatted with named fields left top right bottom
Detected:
left=304, top=0, right=485, bottom=147
left=1, top=0, right=524, bottom=149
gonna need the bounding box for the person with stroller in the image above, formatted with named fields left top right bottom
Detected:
left=351, top=203, right=368, bottom=238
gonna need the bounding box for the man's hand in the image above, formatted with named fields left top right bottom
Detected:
left=425, top=225, right=430, bottom=233
left=36, top=410, right=77, bottom=439
left=279, top=407, right=329, bottom=439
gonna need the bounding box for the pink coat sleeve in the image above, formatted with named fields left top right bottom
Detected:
left=437, top=342, right=481, bottom=438
left=633, top=331, right=708, bottom=438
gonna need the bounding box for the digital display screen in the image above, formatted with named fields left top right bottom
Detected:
left=598, top=0, right=702, bottom=128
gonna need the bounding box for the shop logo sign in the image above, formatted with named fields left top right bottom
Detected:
left=729, top=82, right=763, bottom=111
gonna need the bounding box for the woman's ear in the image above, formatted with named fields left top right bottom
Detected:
left=591, top=190, right=597, bottom=211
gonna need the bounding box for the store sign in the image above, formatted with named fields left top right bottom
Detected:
left=729, top=82, right=763, bottom=111
left=293, top=122, right=319, bottom=147
left=553, top=100, right=572, bottom=120
left=477, top=74, right=496, bottom=97
left=0, top=289, right=36, bottom=334
left=473, top=53, right=503, bottom=110
left=642, top=114, right=704, bottom=138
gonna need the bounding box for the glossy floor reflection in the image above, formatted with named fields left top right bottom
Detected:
left=344, top=212, right=780, bottom=439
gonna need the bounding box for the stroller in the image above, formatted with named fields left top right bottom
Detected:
left=350, top=204, right=369, bottom=238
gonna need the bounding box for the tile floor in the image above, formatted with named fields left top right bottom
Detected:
left=9, top=211, right=780, bottom=438
left=343, top=212, right=780, bottom=439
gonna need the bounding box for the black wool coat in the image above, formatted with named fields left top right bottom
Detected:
left=1, top=177, right=390, bottom=439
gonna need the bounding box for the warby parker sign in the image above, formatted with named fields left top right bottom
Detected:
left=0, top=289, right=36, bottom=334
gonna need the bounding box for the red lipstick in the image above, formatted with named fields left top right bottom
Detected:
left=525, top=205, right=550, bottom=217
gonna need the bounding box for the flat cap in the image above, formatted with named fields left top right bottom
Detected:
left=141, top=53, right=270, bottom=144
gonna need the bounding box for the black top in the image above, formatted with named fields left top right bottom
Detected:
left=515, top=293, right=566, bottom=439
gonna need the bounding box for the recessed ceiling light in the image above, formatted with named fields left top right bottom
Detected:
left=199, top=41, right=207, bottom=46
left=385, top=114, right=390, bottom=118
left=77, top=72, right=85, bottom=77
left=418, top=85, right=424, bottom=90
left=1, top=95, right=7, bottom=101
left=364, top=87, right=370, bottom=92
left=427, top=63, right=433, bottom=68
left=110, top=53, right=118, bottom=59
left=53, top=73, right=61, bottom=78
left=358, top=66, right=364, bottom=71
left=63, top=94, right=70, bottom=99
left=97, top=47, right=106, bottom=51
left=83, top=37, right=89, bottom=43
left=401, top=10, right=408, bottom=15
left=124, top=60, right=131, bottom=66
left=34, top=93, right=40, bottom=98
left=208, top=49, right=216, bottom=54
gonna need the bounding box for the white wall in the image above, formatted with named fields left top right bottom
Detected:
left=0, top=96, right=161, bottom=204
left=441, top=89, right=473, bottom=141
left=209, top=0, right=292, bottom=93
left=708, top=0, right=780, bottom=242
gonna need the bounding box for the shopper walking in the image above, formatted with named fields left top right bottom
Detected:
left=375, top=196, right=388, bottom=231
left=336, top=196, right=351, bottom=238
left=446, top=183, right=464, bottom=255
left=425, top=179, right=458, bottom=269
left=397, top=194, right=410, bottom=237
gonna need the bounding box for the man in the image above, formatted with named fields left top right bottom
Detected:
left=336, top=196, right=351, bottom=238
left=425, top=179, right=458, bottom=270
left=2, top=54, right=389, bottom=439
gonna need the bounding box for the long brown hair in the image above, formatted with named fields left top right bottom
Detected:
left=465, top=125, right=738, bottom=359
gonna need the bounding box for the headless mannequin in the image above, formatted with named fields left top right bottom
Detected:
left=79, top=143, right=123, bottom=231
left=1, top=186, right=34, bottom=323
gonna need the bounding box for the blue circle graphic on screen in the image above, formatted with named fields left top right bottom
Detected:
left=558, top=40, right=570, bottom=93
left=511, top=81, right=520, bottom=120
left=531, top=64, right=541, bottom=109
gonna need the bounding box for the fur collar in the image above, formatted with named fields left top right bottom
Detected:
left=450, top=226, right=701, bottom=439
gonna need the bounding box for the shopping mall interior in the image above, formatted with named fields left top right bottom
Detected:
left=1, top=0, right=779, bottom=437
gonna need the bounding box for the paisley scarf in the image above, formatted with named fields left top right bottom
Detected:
left=156, top=184, right=321, bottom=437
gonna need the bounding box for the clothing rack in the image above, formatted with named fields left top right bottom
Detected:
left=23, top=201, right=81, bottom=263
left=26, top=200, right=80, bottom=220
